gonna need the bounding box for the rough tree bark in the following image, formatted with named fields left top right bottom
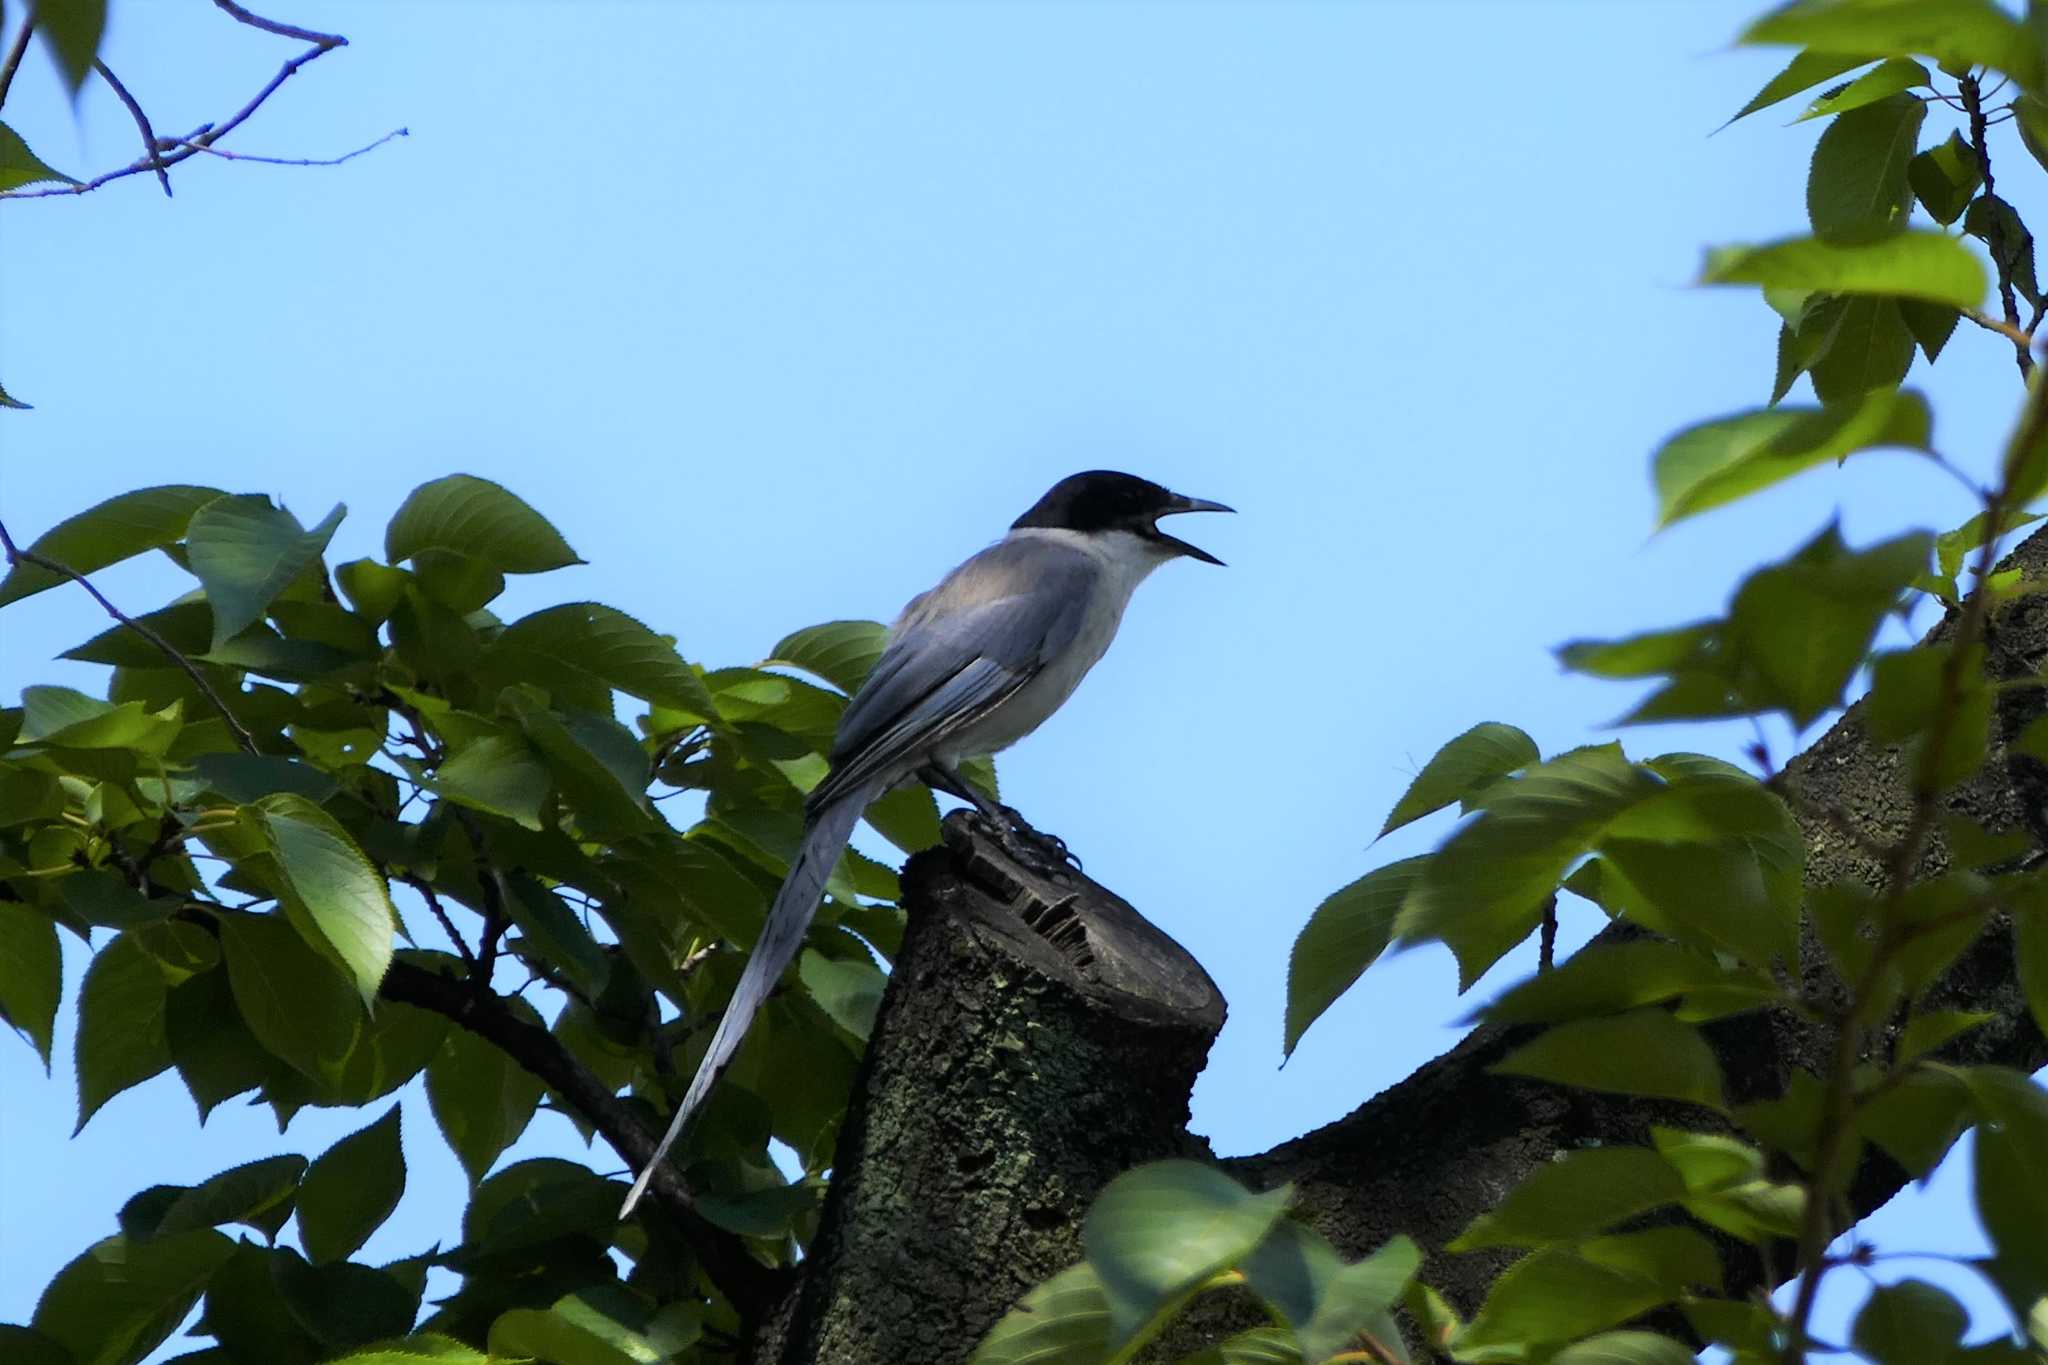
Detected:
left=742, top=528, right=2048, bottom=1364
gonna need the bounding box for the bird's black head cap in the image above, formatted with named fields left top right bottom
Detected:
left=1012, top=470, right=1234, bottom=564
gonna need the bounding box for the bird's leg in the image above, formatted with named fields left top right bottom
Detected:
left=919, top=763, right=1083, bottom=873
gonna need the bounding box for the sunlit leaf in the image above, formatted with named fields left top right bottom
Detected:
left=0, top=119, right=78, bottom=190
left=1493, top=1009, right=1727, bottom=1111
left=1702, top=232, right=1987, bottom=309
left=1379, top=722, right=1539, bottom=837
left=384, top=474, right=582, bottom=574
left=1284, top=856, right=1427, bottom=1059
left=1651, top=388, right=1929, bottom=527
left=0, top=485, right=225, bottom=607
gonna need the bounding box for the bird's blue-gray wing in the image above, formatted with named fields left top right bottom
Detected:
left=808, top=538, right=1096, bottom=809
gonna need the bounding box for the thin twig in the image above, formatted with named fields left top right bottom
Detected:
left=1537, top=893, right=1557, bottom=972
left=398, top=870, right=477, bottom=969
left=0, top=4, right=358, bottom=201
left=1964, top=307, right=2034, bottom=350
left=1961, top=73, right=2034, bottom=379
left=0, top=16, right=34, bottom=111
left=0, top=517, right=260, bottom=755
left=445, top=803, right=510, bottom=986
left=170, top=126, right=407, bottom=167
left=92, top=59, right=171, bottom=197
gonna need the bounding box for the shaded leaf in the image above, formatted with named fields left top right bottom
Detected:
left=1807, top=91, right=1924, bottom=241
left=1379, top=722, right=1539, bottom=837
left=1450, top=1147, right=1685, bottom=1250
left=1726, top=49, right=1872, bottom=124
left=185, top=498, right=346, bottom=648
left=486, top=1285, right=702, bottom=1365
left=1493, top=1009, right=1727, bottom=1111
left=28, top=0, right=108, bottom=95
left=0, top=902, right=61, bottom=1067
left=426, top=999, right=546, bottom=1182
left=0, top=485, right=225, bottom=607
left=1284, top=856, right=1427, bottom=1059
left=494, top=601, right=716, bottom=720
left=1908, top=130, right=1982, bottom=226
left=74, top=932, right=172, bottom=1133
left=1852, top=1279, right=1968, bottom=1365
left=154, top=1153, right=306, bottom=1241
left=31, top=1230, right=234, bottom=1365
left=971, top=1262, right=1110, bottom=1365
left=0, top=118, right=77, bottom=189
left=1809, top=296, right=1915, bottom=402
left=218, top=911, right=361, bottom=1083
left=298, top=1105, right=407, bottom=1264
left=1794, top=57, right=1928, bottom=121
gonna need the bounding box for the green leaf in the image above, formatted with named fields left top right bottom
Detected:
left=15, top=686, right=181, bottom=755
left=861, top=780, right=943, bottom=853
left=1494, top=1009, right=1727, bottom=1111
left=1853, top=1279, right=1969, bottom=1365
left=1810, top=296, right=1916, bottom=402
left=185, top=497, right=346, bottom=648
left=1966, top=1067, right=2048, bottom=1279
left=493, top=602, right=717, bottom=719
left=765, top=619, right=891, bottom=695
left=1702, top=232, right=1988, bottom=309
left=486, top=1285, right=702, bottom=1365
left=1795, top=57, right=1928, bottom=121
left=1397, top=745, right=1663, bottom=989
left=1897, top=1008, right=1992, bottom=1063
left=1808, top=91, right=1924, bottom=242
left=1379, top=722, right=1539, bottom=837
left=1479, top=940, right=1776, bottom=1025
left=1909, top=130, right=1983, bottom=226
left=1455, top=1246, right=1675, bottom=1353
left=2019, top=905, right=2048, bottom=1040
left=1176, top=1327, right=1303, bottom=1365
left=74, top=931, right=172, bottom=1133
left=504, top=873, right=610, bottom=1000
left=323, top=1335, right=492, bottom=1364
left=270, top=1247, right=422, bottom=1352
left=1964, top=195, right=2042, bottom=308
left=1729, top=524, right=1931, bottom=727
left=426, top=999, right=545, bottom=1182
left=0, top=118, right=77, bottom=189
left=1284, top=856, right=1427, bottom=1059
left=0, top=377, right=30, bottom=409
left=0, top=902, right=61, bottom=1067
left=432, top=733, right=552, bottom=830
left=0, top=1326, right=72, bottom=1365
left=384, top=474, right=582, bottom=574
left=298, top=1105, right=407, bottom=1264
left=154, top=1153, right=307, bottom=1240
left=1450, top=1147, right=1685, bottom=1250
left=1742, top=0, right=2045, bottom=91
left=335, top=558, right=411, bottom=623
left=1897, top=298, right=1961, bottom=363
left=1651, top=388, right=1929, bottom=527
left=800, top=947, right=884, bottom=1041
left=218, top=911, right=362, bottom=1083
left=253, top=794, right=397, bottom=1007
left=1551, top=1333, right=1701, bottom=1365
left=0, top=485, right=225, bottom=607
left=1081, top=1160, right=1293, bottom=1347
left=1239, top=1221, right=1420, bottom=1364
left=28, top=0, right=109, bottom=95
left=509, top=697, right=653, bottom=838
left=1726, top=49, right=1873, bottom=124
left=971, top=1262, right=1111, bottom=1365
left=31, top=1230, right=234, bottom=1365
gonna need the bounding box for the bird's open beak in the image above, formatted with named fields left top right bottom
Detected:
left=1151, top=494, right=1235, bottom=565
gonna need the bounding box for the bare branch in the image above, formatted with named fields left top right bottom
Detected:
left=0, top=517, right=261, bottom=755
left=170, top=126, right=407, bottom=168
left=92, top=59, right=171, bottom=197
left=0, top=4, right=378, bottom=201
left=0, top=16, right=34, bottom=111
left=1961, top=73, right=2035, bottom=380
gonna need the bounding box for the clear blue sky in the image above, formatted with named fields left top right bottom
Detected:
left=1, top=0, right=2038, bottom=1353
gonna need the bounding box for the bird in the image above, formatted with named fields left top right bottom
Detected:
left=619, top=469, right=1232, bottom=1217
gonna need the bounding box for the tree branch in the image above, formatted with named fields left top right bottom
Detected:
left=378, top=958, right=790, bottom=1325
left=91, top=59, right=171, bottom=197
left=0, top=516, right=261, bottom=755
left=0, top=16, right=33, bottom=111
left=1961, top=72, right=2034, bottom=380
left=0, top=2, right=377, bottom=201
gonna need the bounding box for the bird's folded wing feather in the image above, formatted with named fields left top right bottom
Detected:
left=808, top=539, right=1097, bottom=808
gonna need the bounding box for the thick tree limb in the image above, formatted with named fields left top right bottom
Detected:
left=378, top=959, right=791, bottom=1326
left=751, top=526, right=2048, bottom=1362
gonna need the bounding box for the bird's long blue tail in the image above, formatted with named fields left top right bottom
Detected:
left=618, top=779, right=882, bottom=1218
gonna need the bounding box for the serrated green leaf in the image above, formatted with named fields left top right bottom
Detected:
left=322, top=1334, right=492, bottom=1364
left=154, top=1153, right=307, bottom=1241
left=1966, top=1067, right=2048, bottom=1280
left=1742, top=0, right=2044, bottom=92
left=1909, top=130, right=1983, bottom=226
left=1494, top=1009, right=1727, bottom=1111
left=74, top=932, right=172, bottom=1133
left=0, top=902, right=60, bottom=1067
left=1397, top=745, right=1663, bottom=990
left=1807, top=91, right=1923, bottom=241
left=1239, top=1221, right=1419, bottom=1364
left=1703, top=232, right=1987, bottom=309
left=486, top=1285, right=701, bottom=1365
left=0, top=118, right=77, bottom=189
left=765, top=619, right=891, bottom=695
left=185, top=498, right=345, bottom=648
left=1284, top=856, right=1426, bottom=1059
left=1479, top=939, right=1778, bottom=1026
left=1551, top=1332, right=1701, bottom=1365
left=17, top=685, right=182, bottom=755
left=270, top=1247, right=422, bottom=1351
left=1082, top=1161, right=1293, bottom=1347
left=218, top=911, right=361, bottom=1083
left=1379, top=722, right=1539, bottom=837
left=1455, top=1245, right=1674, bottom=1352
left=1794, top=57, right=1928, bottom=121
left=1176, top=1327, right=1303, bottom=1365
left=1726, top=49, right=1873, bottom=125
left=298, top=1105, right=406, bottom=1264
left=1651, top=387, right=1929, bottom=527
left=31, top=1229, right=233, bottom=1365
left=1451, top=1147, right=1685, bottom=1251
left=0, top=485, right=225, bottom=607
left=431, top=733, right=551, bottom=830
left=1810, top=296, right=1916, bottom=401
left=384, top=474, right=581, bottom=574
left=971, top=1262, right=1111, bottom=1365
left=164, top=965, right=274, bottom=1121
left=1897, top=298, right=1961, bottom=363
left=426, top=998, right=545, bottom=1182
left=504, top=873, right=610, bottom=999
left=254, top=794, right=396, bottom=1007
left=493, top=601, right=717, bottom=720
left=1965, top=195, right=2042, bottom=308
